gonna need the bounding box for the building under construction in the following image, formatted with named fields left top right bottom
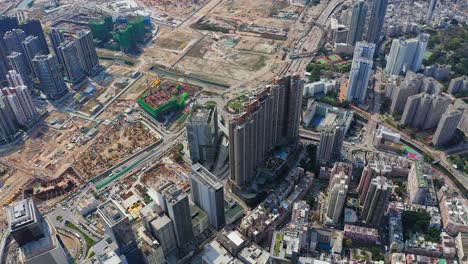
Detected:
left=89, top=15, right=150, bottom=53
left=137, top=79, right=200, bottom=120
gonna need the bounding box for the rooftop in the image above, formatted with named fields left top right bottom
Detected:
left=159, top=182, right=188, bottom=205
left=344, top=224, right=379, bottom=237
left=191, top=163, right=223, bottom=190
left=188, top=103, right=215, bottom=124
left=413, top=162, right=430, bottom=188
left=444, top=197, right=468, bottom=226
left=201, top=240, right=236, bottom=264
left=239, top=243, right=270, bottom=264
left=97, top=200, right=128, bottom=227
left=7, top=198, right=39, bottom=231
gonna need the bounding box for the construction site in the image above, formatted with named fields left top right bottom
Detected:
left=137, top=0, right=210, bottom=23
left=137, top=79, right=201, bottom=122
left=73, top=116, right=160, bottom=179
left=23, top=167, right=85, bottom=202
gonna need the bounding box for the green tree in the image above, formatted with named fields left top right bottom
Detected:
left=345, top=238, right=353, bottom=248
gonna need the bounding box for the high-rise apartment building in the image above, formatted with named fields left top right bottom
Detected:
left=432, top=108, right=463, bottom=147
left=19, top=19, right=49, bottom=55
left=97, top=199, right=138, bottom=254
left=189, top=163, right=225, bottom=230
left=353, top=41, right=375, bottom=60
left=361, top=176, right=393, bottom=226
left=0, top=99, right=17, bottom=142
left=7, top=52, right=33, bottom=87
left=186, top=102, right=219, bottom=164
left=21, top=35, right=43, bottom=77
left=48, top=28, right=64, bottom=66
left=3, top=29, right=26, bottom=54
left=157, top=182, right=194, bottom=247
left=1, top=88, right=34, bottom=126
left=317, top=122, right=346, bottom=164
left=75, top=30, right=100, bottom=75
left=385, top=34, right=429, bottom=75
left=447, top=76, right=468, bottom=95
left=326, top=171, right=348, bottom=224
left=346, top=0, right=367, bottom=46
left=58, top=41, right=86, bottom=85
left=426, top=0, right=437, bottom=21
left=0, top=16, right=19, bottom=37
left=346, top=57, right=373, bottom=102
left=401, top=93, right=451, bottom=130
left=32, top=54, right=68, bottom=100
left=365, top=0, right=388, bottom=43
left=6, top=69, right=24, bottom=87
left=229, top=74, right=303, bottom=187
left=7, top=198, right=68, bottom=264
left=357, top=165, right=380, bottom=204
left=345, top=41, right=375, bottom=102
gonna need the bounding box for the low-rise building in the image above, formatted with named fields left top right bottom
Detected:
left=343, top=225, right=380, bottom=245
left=389, top=210, right=405, bottom=253
left=391, top=253, right=406, bottom=264
left=407, top=162, right=437, bottom=206
left=238, top=243, right=270, bottom=264
left=456, top=232, right=468, bottom=262
left=217, top=229, right=248, bottom=255
left=405, top=232, right=457, bottom=259
left=439, top=194, right=468, bottom=236
left=200, top=240, right=239, bottom=264
left=309, top=228, right=343, bottom=255
left=77, top=195, right=98, bottom=216
left=303, top=79, right=337, bottom=97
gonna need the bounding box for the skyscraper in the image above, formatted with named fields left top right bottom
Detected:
left=346, top=0, right=367, bottom=46
left=189, top=163, right=225, bottom=230
left=32, top=54, right=68, bottom=100
left=48, top=28, right=64, bottom=67
left=357, top=165, right=380, bottom=204
left=317, top=122, right=346, bottom=164
left=157, top=182, right=194, bottom=247
left=229, top=74, right=304, bottom=187
left=151, top=216, right=177, bottom=256
left=0, top=17, right=19, bottom=85
left=7, top=52, right=33, bottom=87
left=97, top=199, right=137, bottom=254
left=365, top=0, right=388, bottom=43
left=326, top=171, right=348, bottom=224
left=361, top=176, right=392, bottom=226
left=401, top=93, right=451, bottom=130
left=385, top=34, right=429, bottom=75
left=7, top=198, right=44, bottom=246
left=432, top=108, right=463, bottom=147
left=186, top=102, right=219, bottom=164
left=7, top=198, right=68, bottom=264
left=353, top=41, right=375, bottom=60
left=346, top=57, right=373, bottom=102
left=426, top=0, right=437, bottom=21
left=75, top=30, right=100, bottom=75
left=447, top=76, right=468, bottom=95
left=3, top=29, right=26, bottom=54
left=21, top=35, right=43, bottom=77
left=0, top=16, right=19, bottom=38
left=0, top=99, right=17, bottom=142
left=58, top=41, right=86, bottom=85
left=4, top=71, right=36, bottom=124
left=19, top=19, right=49, bottom=54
